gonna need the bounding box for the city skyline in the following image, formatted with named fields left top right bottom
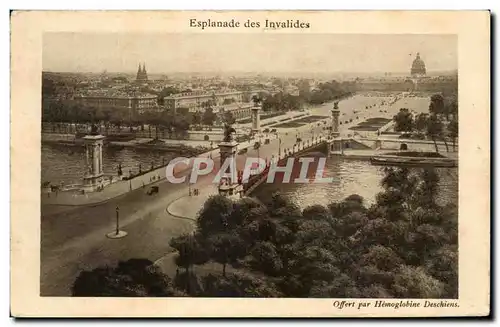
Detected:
left=43, top=33, right=457, bottom=75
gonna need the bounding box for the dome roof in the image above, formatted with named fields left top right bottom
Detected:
left=411, top=53, right=426, bottom=76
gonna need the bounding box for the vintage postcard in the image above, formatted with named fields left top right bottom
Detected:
left=10, top=10, right=490, bottom=317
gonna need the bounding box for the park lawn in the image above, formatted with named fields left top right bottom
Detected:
left=290, top=115, right=329, bottom=124
left=273, top=122, right=306, bottom=128
left=349, top=117, right=391, bottom=131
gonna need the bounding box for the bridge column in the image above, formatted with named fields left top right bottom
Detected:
left=251, top=103, right=261, bottom=135
left=218, top=139, right=242, bottom=199
left=82, top=134, right=106, bottom=192
left=331, top=101, right=340, bottom=138
left=328, top=101, right=343, bottom=155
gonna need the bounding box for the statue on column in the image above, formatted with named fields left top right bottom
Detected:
left=251, top=95, right=262, bottom=106
left=223, top=123, right=236, bottom=143
left=334, top=101, right=339, bottom=109
left=90, top=123, right=99, bottom=135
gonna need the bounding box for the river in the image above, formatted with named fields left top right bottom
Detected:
left=41, top=144, right=179, bottom=185
left=41, top=92, right=457, bottom=207
left=253, top=154, right=458, bottom=208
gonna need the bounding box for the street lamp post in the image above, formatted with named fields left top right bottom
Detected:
left=106, top=205, right=128, bottom=239
left=188, top=169, right=192, bottom=196
left=278, top=138, right=282, bottom=159
left=115, top=206, right=120, bottom=235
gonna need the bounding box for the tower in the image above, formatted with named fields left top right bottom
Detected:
left=136, top=62, right=148, bottom=83
left=136, top=63, right=143, bottom=81
left=142, top=62, right=148, bottom=81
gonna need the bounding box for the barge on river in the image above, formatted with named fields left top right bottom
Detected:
left=370, top=154, right=457, bottom=168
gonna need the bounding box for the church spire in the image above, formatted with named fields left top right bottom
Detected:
left=135, top=62, right=148, bottom=82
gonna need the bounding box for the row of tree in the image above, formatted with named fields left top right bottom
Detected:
left=393, top=93, right=459, bottom=152
left=256, top=80, right=356, bottom=112
left=72, top=167, right=457, bottom=298
left=303, top=80, right=356, bottom=105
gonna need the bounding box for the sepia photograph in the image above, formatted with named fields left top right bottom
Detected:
left=10, top=11, right=490, bottom=317
left=41, top=32, right=460, bottom=299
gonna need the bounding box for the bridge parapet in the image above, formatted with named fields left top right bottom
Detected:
left=243, top=136, right=328, bottom=196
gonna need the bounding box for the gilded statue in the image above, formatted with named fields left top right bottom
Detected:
left=90, top=123, right=99, bottom=135
left=223, top=123, right=236, bottom=142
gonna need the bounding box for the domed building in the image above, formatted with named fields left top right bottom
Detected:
left=410, top=53, right=426, bottom=77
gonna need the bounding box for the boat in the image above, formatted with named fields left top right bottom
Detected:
left=370, top=155, right=457, bottom=168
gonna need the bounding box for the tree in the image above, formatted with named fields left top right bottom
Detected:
left=197, top=195, right=235, bottom=236
left=246, top=241, right=284, bottom=277
left=393, top=108, right=414, bottom=133
left=424, top=245, right=458, bottom=298
left=201, top=271, right=281, bottom=297
left=447, top=118, right=458, bottom=151
left=287, top=246, right=341, bottom=296
left=414, top=113, right=429, bottom=136
left=173, top=116, right=190, bottom=139
left=169, top=233, right=209, bottom=275
left=359, top=245, right=404, bottom=272
left=192, top=111, right=202, bottom=126
left=165, top=166, right=457, bottom=300
left=426, top=114, right=444, bottom=152
left=302, top=204, right=333, bottom=222
left=209, top=231, right=247, bottom=277
left=429, top=94, right=445, bottom=117
left=447, top=100, right=458, bottom=121
left=72, top=259, right=181, bottom=297
left=202, top=107, right=216, bottom=126
left=309, top=275, right=360, bottom=298
left=223, top=111, right=236, bottom=125
left=392, top=265, right=446, bottom=298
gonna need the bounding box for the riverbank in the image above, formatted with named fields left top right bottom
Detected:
left=40, top=134, right=276, bottom=208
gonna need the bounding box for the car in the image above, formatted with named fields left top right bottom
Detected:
left=238, top=148, right=248, bottom=155
left=147, top=186, right=159, bottom=195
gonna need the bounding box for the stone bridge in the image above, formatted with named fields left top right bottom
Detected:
left=243, top=136, right=329, bottom=195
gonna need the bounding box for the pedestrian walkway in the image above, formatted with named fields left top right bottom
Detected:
left=41, top=137, right=260, bottom=207
left=166, top=184, right=219, bottom=220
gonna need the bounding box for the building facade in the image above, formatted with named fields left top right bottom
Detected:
left=74, top=93, right=159, bottom=116
left=164, top=90, right=245, bottom=112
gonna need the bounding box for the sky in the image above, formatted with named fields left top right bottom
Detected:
left=43, top=33, right=457, bottom=74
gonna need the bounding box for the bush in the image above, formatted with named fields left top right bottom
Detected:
left=72, top=258, right=180, bottom=297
